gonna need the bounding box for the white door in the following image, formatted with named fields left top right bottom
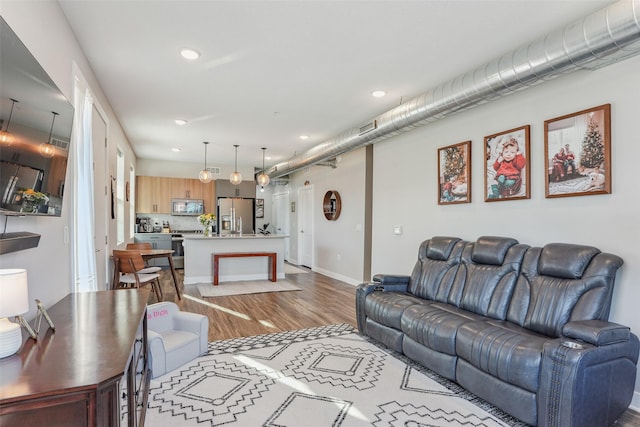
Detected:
left=92, top=106, right=109, bottom=290
left=298, top=185, right=313, bottom=268
left=272, top=191, right=290, bottom=261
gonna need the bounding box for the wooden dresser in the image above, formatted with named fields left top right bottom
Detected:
left=0, top=289, right=150, bottom=427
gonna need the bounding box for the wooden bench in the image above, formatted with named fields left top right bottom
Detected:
left=212, top=252, right=277, bottom=286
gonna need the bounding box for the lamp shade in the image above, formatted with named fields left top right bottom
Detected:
left=0, top=269, right=29, bottom=318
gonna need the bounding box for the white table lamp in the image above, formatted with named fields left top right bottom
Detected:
left=0, top=269, right=29, bottom=358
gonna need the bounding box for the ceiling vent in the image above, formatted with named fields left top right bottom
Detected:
left=207, top=167, right=221, bottom=175
left=358, top=120, right=377, bottom=136
left=50, top=137, right=70, bottom=150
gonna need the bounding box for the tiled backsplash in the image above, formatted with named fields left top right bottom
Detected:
left=136, top=214, right=202, bottom=232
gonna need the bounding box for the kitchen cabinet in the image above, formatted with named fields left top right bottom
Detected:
left=0, top=289, right=150, bottom=427
left=216, top=178, right=255, bottom=199
left=136, top=176, right=215, bottom=214
left=136, top=176, right=172, bottom=213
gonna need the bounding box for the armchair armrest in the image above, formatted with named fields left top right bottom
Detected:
left=562, top=320, right=630, bottom=346
left=147, top=330, right=166, bottom=377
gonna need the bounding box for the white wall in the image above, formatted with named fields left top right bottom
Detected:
left=371, top=54, right=640, bottom=404
left=288, top=148, right=367, bottom=285
left=0, top=2, right=136, bottom=317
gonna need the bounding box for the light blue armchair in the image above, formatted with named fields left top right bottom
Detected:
left=146, top=302, right=209, bottom=378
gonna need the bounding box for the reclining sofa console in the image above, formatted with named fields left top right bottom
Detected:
left=356, top=236, right=638, bottom=427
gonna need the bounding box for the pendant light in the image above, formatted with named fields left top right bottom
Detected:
left=198, top=141, right=212, bottom=183
left=38, top=111, right=58, bottom=158
left=0, top=98, right=18, bottom=145
left=257, top=147, right=270, bottom=187
left=230, top=144, right=242, bottom=185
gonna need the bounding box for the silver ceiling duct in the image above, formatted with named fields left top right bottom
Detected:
left=267, top=0, right=640, bottom=179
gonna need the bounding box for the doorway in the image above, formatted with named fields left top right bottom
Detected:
left=297, top=185, right=313, bottom=268
left=272, top=191, right=291, bottom=262
left=92, top=105, right=108, bottom=290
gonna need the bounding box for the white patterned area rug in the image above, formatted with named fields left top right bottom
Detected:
left=145, top=324, right=525, bottom=427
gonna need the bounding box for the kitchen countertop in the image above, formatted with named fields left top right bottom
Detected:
left=182, top=234, right=287, bottom=239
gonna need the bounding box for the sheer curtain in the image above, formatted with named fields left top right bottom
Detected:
left=71, top=68, right=97, bottom=292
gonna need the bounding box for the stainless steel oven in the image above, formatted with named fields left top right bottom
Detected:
left=171, top=234, right=184, bottom=269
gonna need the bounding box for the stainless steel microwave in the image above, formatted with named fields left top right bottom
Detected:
left=171, top=199, right=204, bottom=216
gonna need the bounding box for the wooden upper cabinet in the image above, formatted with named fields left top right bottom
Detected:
left=136, top=176, right=171, bottom=213
left=136, top=176, right=216, bottom=214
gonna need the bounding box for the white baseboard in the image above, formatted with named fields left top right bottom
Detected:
left=312, top=266, right=360, bottom=286
left=630, top=390, right=640, bottom=413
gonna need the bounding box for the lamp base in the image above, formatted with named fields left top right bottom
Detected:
left=0, top=317, right=23, bottom=358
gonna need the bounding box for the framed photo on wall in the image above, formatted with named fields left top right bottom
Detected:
left=256, top=198, right=264, bottom=218
left=484, top=125, right=530, bottom=202
left=438, top=141, right=471, bottom=205
left=544, top=104, right=611, bottom=198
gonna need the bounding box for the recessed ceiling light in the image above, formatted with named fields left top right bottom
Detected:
left=299, top=135, right=309, bottom=140
left=265, top=156, right=272, bottom=160
left=180, top=48, right=200, bottom=60
left=371, top=90, right=386, bottom=98
left=174, top=119, right=187, bottom=125
left=172, top=148, right=181, bottom=152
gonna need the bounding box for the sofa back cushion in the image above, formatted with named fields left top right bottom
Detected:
left=408, top=237, right=466, bottom=301
left=454, top=236, right=528, bottom=319
left=507, top=243, right=623, bottom=337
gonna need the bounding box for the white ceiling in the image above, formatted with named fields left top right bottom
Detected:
left=58, top=0, right=611, bottom=173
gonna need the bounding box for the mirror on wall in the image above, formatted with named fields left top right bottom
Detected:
left=0, top=16, right=74, bottom=217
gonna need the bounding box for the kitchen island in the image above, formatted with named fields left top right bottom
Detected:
left=183, top=234, right=287, bottom=285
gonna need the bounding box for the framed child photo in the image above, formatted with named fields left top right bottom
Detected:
left=438, top=141, right=471, bottom=205
left=544, top=104, right=611, bottom=198
left=484, top=125, right=530, bottom=202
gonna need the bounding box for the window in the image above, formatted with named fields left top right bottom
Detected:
left=129, top=164, right=135, bottom=238
left=116, top=148, right=125, bottom=244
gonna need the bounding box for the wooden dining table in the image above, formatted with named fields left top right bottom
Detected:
left=140, top=248, right=182, bottom=300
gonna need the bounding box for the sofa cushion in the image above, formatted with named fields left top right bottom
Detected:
left=409, top=238, right=466, bottom=302
left=471, top=236, right=519, bottom=266
left=425, top=236, right=462, bottom=261
left=401, top=303, right=485, bottom=355
left=456, top=320, right=549, bottom=393
left=454, top=238, right=528, bottom=319
left=538, top=243, right=600, bottom=279
left=508, top=246, right=624, bottom=336
left=364, top=292, right=426, bottom=330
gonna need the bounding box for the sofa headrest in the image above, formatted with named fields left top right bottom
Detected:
left=539, top=243, right=600, bottom=279
left=425, top=236, right=461, bottom=261
left=470, top=236, right=519, bottom=265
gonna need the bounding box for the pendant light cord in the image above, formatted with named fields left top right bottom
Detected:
left=47, top=112, right=59, bottom=143
left=4, top=99, right=18, bottom=131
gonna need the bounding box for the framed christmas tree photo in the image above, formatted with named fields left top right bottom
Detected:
left=438, top=141, right=471, bottom=205
left=544, top=104, right=611, bottom=198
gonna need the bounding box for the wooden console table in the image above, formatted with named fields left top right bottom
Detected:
left=0, top=289, right=150, bottom=427
left=213, top=251, right=277, bottom=285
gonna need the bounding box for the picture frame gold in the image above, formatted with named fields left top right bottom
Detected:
left=544, top=104, right=611, bottom=198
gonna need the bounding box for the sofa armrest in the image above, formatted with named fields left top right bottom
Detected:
left=562, top=320, right=630, bottom=346
left=356, top=278, right=410, bottom=334
left=538, top=333, right=639, bottom=427
left=174, top=312, right=209, bottom=355
left=372, top=274, right=411, bottom=286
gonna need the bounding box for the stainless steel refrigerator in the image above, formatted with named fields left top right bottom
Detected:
left=1, top=161, right=43, bottom=209
left=217, top=197, right=255, bottom=235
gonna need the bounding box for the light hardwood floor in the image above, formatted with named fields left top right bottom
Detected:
left=151, top=267, right=640, bottom=427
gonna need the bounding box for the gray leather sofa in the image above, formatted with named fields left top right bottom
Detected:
left=356, top=236, right=639, bottom=427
